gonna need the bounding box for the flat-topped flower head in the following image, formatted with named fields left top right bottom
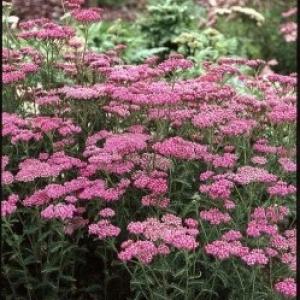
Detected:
left=71, top=8, right=102, bottom=23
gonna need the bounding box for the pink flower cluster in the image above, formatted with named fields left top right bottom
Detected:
left=89, top=220, right=120, bottom=240
left=1, top=156, right=14, bottom=185
left=119, top=214, right=199, bottom=263
left=278, top=157, right=296, bottom=173
left=19, top=19, right=75, bottom=41
left=153, top=137, right=210, bottom=161
left=275, top=278, right=296, bottom=298
left=232, top=166, right=277, bottom=185
left=199, top=179, right=234, bottom=200
left=267, top=181, right=296, bottom=197
left=41, top=203, right=77, bottom=220
left=200, top=208, right=231, bottom=225
left=1, top=194, right=19, bottom=217
left=246, top=205, right=289, bottom=238
left=71, top=8, right=102, bottom=23
left=16, top=152, right=85, bottom=182
left=3, top=113, right=81, bottom=144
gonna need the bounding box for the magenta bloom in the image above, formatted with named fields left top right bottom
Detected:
left=275, top=278, right=296, bottom=298
left=71, top=8, right=102, bottom=23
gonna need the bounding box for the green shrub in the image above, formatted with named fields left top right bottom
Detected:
left=215, top=5, right=296, bottom=74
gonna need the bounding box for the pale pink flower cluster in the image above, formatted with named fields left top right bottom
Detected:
left=78, top=178, right=130, bottom=202
left=232, top=166, right=277, bottom=185
left=132, top=171, right=168, bottom=195
left=158, top=54, right=193, bottom=73
left=29, top=117, right=81, bottom=136
left=246, top=206, right=289, bottom=238
left=82, top=131, right=150, bottom=175
left=1, top=194, right=19, bottom=217
left=241, top=249, right=269, bottom=266
left=149, top=108, right=196, bottom=128
left=99, top=208, right=116, bottom=218
left=221, top=230, right=242, bottom=242
left=124, top=214, right=199, bottom=255
left=205, top=240, right=249, bottom=260
left=275, top=278, right=296, bottom=298
left=267, top=181, right=296, bottom=197
left=3, top=113, right=42, bottom=144
left=268, top=103, right=296, bottom=124
left=108, top=65, right=162, bottom=82
left=71, top=8, right=102, bottom=23
left=278, top=157, right=296, bottom=173
left=19, top=19, right=75, bottom=41
left=220, top=118, right=257, bottom=136
left=199, top=208, right=231, bottom=225
left=41, top=203, right=77, bottom=220
left=141, top=194, right=170, bottom=208
left=62, top=86, right=103, bottom=100
left=36, top=95, right=60, bottom=106
left=212, top=153, right=237, bottom=169
left=118, top=240, right=159, bottom=264
left=15, top=152, right=85, bottom=182
left=153, top=137, right=209, bottom=161
left=251, top=156, right=267, bottom=165
left=192, top=106, right=235, bottom=129
left=199, top=170, right=215, bottom=181
left=272, top=229, right=296, bottom=271
left=252, top=139, right=278, bottom=154
left=3, top=113, right=81, bottom=144
left=199, top=179, right=234, bottom=200
left=88, top=220, right=120, bottom=240
left=1, top=156, right=14, bottom=185
left=267, top=74, right=297, bottom=87
left=280, top=22, right=297, bottom=42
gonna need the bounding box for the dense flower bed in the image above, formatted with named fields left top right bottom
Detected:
left=2, top=1, right=296, bottom=299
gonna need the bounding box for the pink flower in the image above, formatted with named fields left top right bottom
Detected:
left=241, top=249, right=269, bottom=266
left=199, top=179, right=234, bottom=200
left=88, top=220, right=120, bottom=240
left=41, top=204, right=77, bottom=220
left=1, top=194, right=19, bottom=217
left=184, top=218, right=198, bottom=229
left=278, top=158, right=296, bottom=173
left=205, top=240, right=231, bottom=260
left=232, top=166, right=277, bottom=185
left=221, top=230, right=242, bottom=242
left=267, top=181, right=296, bottom=197
left=251, top=156, right=267, bottom=165
left=71, top=8, right=102, bottom=23
left=200, top=208, right=231, bottom=225
left=99, top=208, right=115, bottom=218
left=275, top=278, right=296, bottom=298
left=118, top=241, right=158, bottom=264
left=199, top=171, right=215, bottom=181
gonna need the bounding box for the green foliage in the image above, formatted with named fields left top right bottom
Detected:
left=215, top=5, right=296, bottom=74
left=88, top=20, right=168, bottom=63
left=97, top=0, right=127, bottom=6
left=138, top=0, right=204, bottom=50
left=173, top=28, right=239, bottom=62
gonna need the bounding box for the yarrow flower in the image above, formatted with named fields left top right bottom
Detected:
left=278, top=157, right=296, bottom=173
left=123, top=213, right=199, bottom=262
left=99, top=208, right=116, bottom=218
left=89, top=220, right=120, bottom=240
left=1, top=194, right=19, bottom=217
left=200, top=208, right=231, bottom=225
left=251, top=156, right=267, bottom=165
left=267, top=181, right=296, bottom=197
left=71, top=8, right=102, bottom=23
left=41, top=204, right=77, bottom=220
left=241, top=249, right=269, bottom=266
left=275, top=278, right=296, bottom=298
